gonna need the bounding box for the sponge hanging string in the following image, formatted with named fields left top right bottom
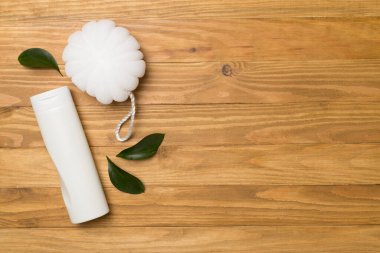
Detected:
left=115, top=92, right=136, bottom=142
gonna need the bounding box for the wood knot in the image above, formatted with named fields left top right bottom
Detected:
left=189, top=47, right=197, bottom=53
left=222, top=64, right=232, bottom=76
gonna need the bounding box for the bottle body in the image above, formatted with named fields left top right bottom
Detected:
left=31, top=86, right=109, bottom=224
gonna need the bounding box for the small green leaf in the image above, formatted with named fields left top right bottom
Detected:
left=18, top=48, right=62, bottom=76
left=107, top=157, right=145, bottom=194
left=117, top=133, right=165, bottom=160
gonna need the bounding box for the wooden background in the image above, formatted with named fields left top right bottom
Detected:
left=1, top=1, right=380, bottom=252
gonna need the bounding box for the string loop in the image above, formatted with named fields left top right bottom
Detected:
left=115, top=92, right=135, bottom=142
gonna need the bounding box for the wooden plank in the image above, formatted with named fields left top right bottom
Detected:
left=1, top=0, right=380, bottom=21
left=1, top=144, right=380, bottom=188
left=1, top=18, right=380, bottom=63
left=1, top=1, right=379, bottom=251
left=0, top=185, right=379, bottom=227
left=0, top=226, right=379, bottom=253
left=2, top=60, right=380, bottom=107
left=1, top=103, right=380, bottom=148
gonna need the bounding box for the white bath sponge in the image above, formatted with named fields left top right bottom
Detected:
left=63, top=19, right=145, bottom=104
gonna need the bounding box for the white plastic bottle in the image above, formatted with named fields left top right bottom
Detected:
left=30, top=86, right=109, bottom=224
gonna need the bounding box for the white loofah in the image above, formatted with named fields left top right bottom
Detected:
left=63, top=20, right=146, bottom=142
left=63, top=19, right=145, bottom=104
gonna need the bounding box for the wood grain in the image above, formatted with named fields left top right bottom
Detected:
left=1, top=226, right=379, bottom=253
left=1, top=185, right=379, bottom=228
left=1, top=0, right=380, bottom=251
left=1, top=103, right=380, bottom=148
left=2, top=60, right=380, bottom=107
left=1, top=0, right=380, bottom=21
left=1, top=144, right=379, bottom=188
left=1, top=18, right=380, bottom=63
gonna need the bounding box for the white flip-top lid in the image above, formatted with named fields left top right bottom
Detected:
left=31, top=86, right=73, bottom=114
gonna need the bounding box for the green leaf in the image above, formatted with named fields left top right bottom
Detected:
left=107, top=157, right=145, bottom=194
left=18, top=48, right=62, bottom=76
left=117, top=133, right=165, bottom=160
